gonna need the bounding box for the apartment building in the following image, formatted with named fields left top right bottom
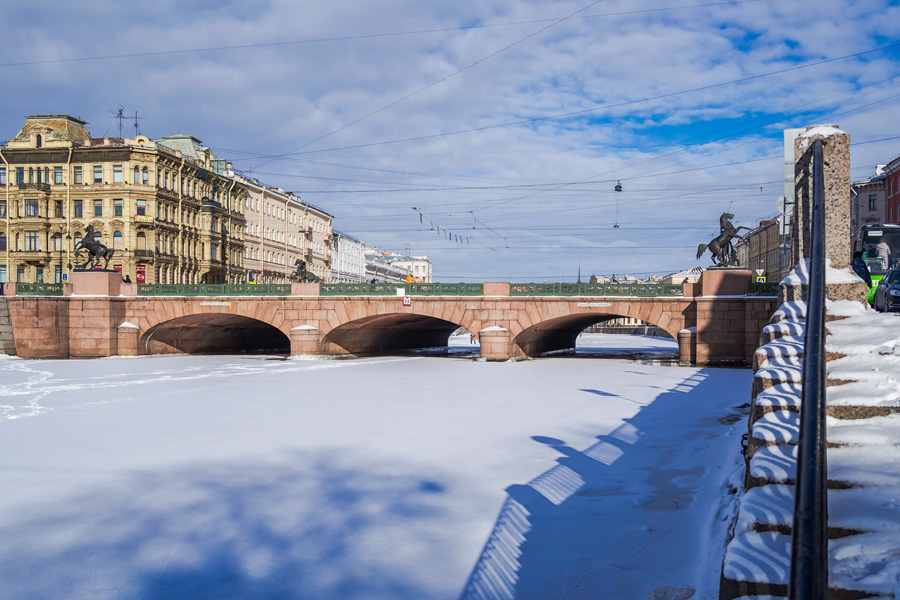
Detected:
left=0, top=116, right=246, bottom=284
left=330, top=231, right=366, bottom=283
left=239, top=179, right=333, bottom=283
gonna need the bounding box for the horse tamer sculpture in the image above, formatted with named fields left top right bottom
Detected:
left=73, top=225, right=115, bottom=270
left=696, top=212, right=749, bottom=267
left=291, top=258, right=320, bottom=283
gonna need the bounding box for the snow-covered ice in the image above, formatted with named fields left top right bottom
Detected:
left=0, top=334, right=752, bottom=600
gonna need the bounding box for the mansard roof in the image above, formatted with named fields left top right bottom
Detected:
left=12, top=114, right=92, bottom=146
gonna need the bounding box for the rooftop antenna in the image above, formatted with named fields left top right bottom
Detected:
left=104, top=106, right=125, bottom=138
left=131, top=110, right=144, bottom=136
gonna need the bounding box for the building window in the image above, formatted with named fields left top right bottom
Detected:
left=93, top=165, right=102, bottom=183
left=24, top=199, right=39, bottom=217
left=114, top=199, right=123, bottom=217
left=44, top=167, right=50, bottom=183
left=211, top=216, right=219, bottom=232
left=28, top=168, right=34, bottom=183
left=54, top=166, right=63, bottom=184
left=93, top=199, right=103, bottom=217
left=136, top=232, right=146, bottom=250
left=136, top=199, right=146, bottom=216
left=113, top=231, right=123, bottom=250
left=870, top=195, right=877, bottom=211
left=134, top=166, right=140, bottom=184
left=24, top=231, right=39, bottom=251
left=0, top=201, right=5, bottom=217
left=74, top=166, right=82, bottom=184
left=53, top=234, right=62, bottom=252
left=55, top=200, right=63, bottom=218
left=36, top=134, right=42, bottom=148
left=0, top=232, right=5, bottom=251
left=142, top=167, right=149, bottom=184
left=0, top=264, right=5, bottom=283
left=113, top=165, right=123, bottom=183
left=74, top=200, right=83, bottom=218
left=16, top=167, right=24, bottom=184
left=0, top=167, right=5, bottom=184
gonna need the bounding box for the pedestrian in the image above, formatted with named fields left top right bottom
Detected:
left=851, top=251, right=872, bottom=288
left=876, top=239, right=891, bottom=271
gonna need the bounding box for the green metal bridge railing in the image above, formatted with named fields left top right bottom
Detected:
left=747, top=282, right=779, bottom=296
left=137, top=283, right=292, bottom=297
left=15, top=283, right=65, bottom=296
left=509, top=282, right=684, bottom=297
left=319, top=282, right=484, bottom=296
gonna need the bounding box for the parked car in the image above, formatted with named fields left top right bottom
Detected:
left=873, top=268, right=900, bottom=312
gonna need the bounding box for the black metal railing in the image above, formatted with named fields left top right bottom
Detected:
left=789, top=138, right=828, bottom=598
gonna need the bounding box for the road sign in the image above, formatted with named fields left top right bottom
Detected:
left=402, top=296, right=411, bottom=306
left=757, top=276, right=766, bottom=283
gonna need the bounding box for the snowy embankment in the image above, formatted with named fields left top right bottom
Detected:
left=722, top=300, right=900, bottom=599
left=1, top=334, right=749, bottom=600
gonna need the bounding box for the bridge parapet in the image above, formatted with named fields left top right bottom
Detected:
left=510, top=282, right=683, bottom=297
left=320, top=282, right=484, bottom=296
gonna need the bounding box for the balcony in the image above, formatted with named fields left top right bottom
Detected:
left=15, top=249, right=52, bottom=262
left=133, top=249, right=154, bottom=259
left=17, top=183, right=51, bottom=192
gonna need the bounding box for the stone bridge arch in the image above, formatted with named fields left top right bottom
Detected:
left=125, top=298, right=293, bottom=355
left=500, top=299, right=690, bottom=359
left=315, top=298, right=477, bottom=355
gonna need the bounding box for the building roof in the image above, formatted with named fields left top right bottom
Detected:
left=157, top=134, right=207, bottom=160
left=11, top=115, right=92, bottom=146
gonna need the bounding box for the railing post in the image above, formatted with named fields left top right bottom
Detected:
left=789, top=138, right=828, bottom=598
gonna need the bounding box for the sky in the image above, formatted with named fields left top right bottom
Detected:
left=0, top=336, right=753, bottom=599
left=2, top=0, right=899, bottom=282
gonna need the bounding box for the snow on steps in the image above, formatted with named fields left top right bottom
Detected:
left=720, top=300, right=900, bottom=600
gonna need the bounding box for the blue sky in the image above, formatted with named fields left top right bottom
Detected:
left=2, top=0, right=899, bottom=281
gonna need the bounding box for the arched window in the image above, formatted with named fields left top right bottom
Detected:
left=113, top=231, right=123, bottom=250
left=142, top=167, right=149, bottom=184
left=0, top=232, right=6, bottom=251
left=134, top=166, right=140, bottom=184
left=36, top=134, right=42, bottom=148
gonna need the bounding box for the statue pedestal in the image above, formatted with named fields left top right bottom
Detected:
left=699, top=269, right=751, bottom=296
left=67, top=270, right=122, bottom=297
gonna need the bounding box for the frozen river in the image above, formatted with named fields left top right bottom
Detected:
left=0, top=334, right=751, bottom=600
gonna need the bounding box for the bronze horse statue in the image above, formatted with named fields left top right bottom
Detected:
left=291, top=258, right=320, bottom=283
left=73, top=225, right=115, bottom=269
left=696, top=212, right=749, bottom=267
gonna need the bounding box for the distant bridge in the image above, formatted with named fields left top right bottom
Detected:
left=4, top=271, right=777, bottom=364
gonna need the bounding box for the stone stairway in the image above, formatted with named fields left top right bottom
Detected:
left=719, top=300, right=900, bottom=600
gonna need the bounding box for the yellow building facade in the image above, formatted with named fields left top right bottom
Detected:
left=0, top=116, right=246, bottom=285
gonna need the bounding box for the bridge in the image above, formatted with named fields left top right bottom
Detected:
left=3, top=269, right=776, bottom=364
